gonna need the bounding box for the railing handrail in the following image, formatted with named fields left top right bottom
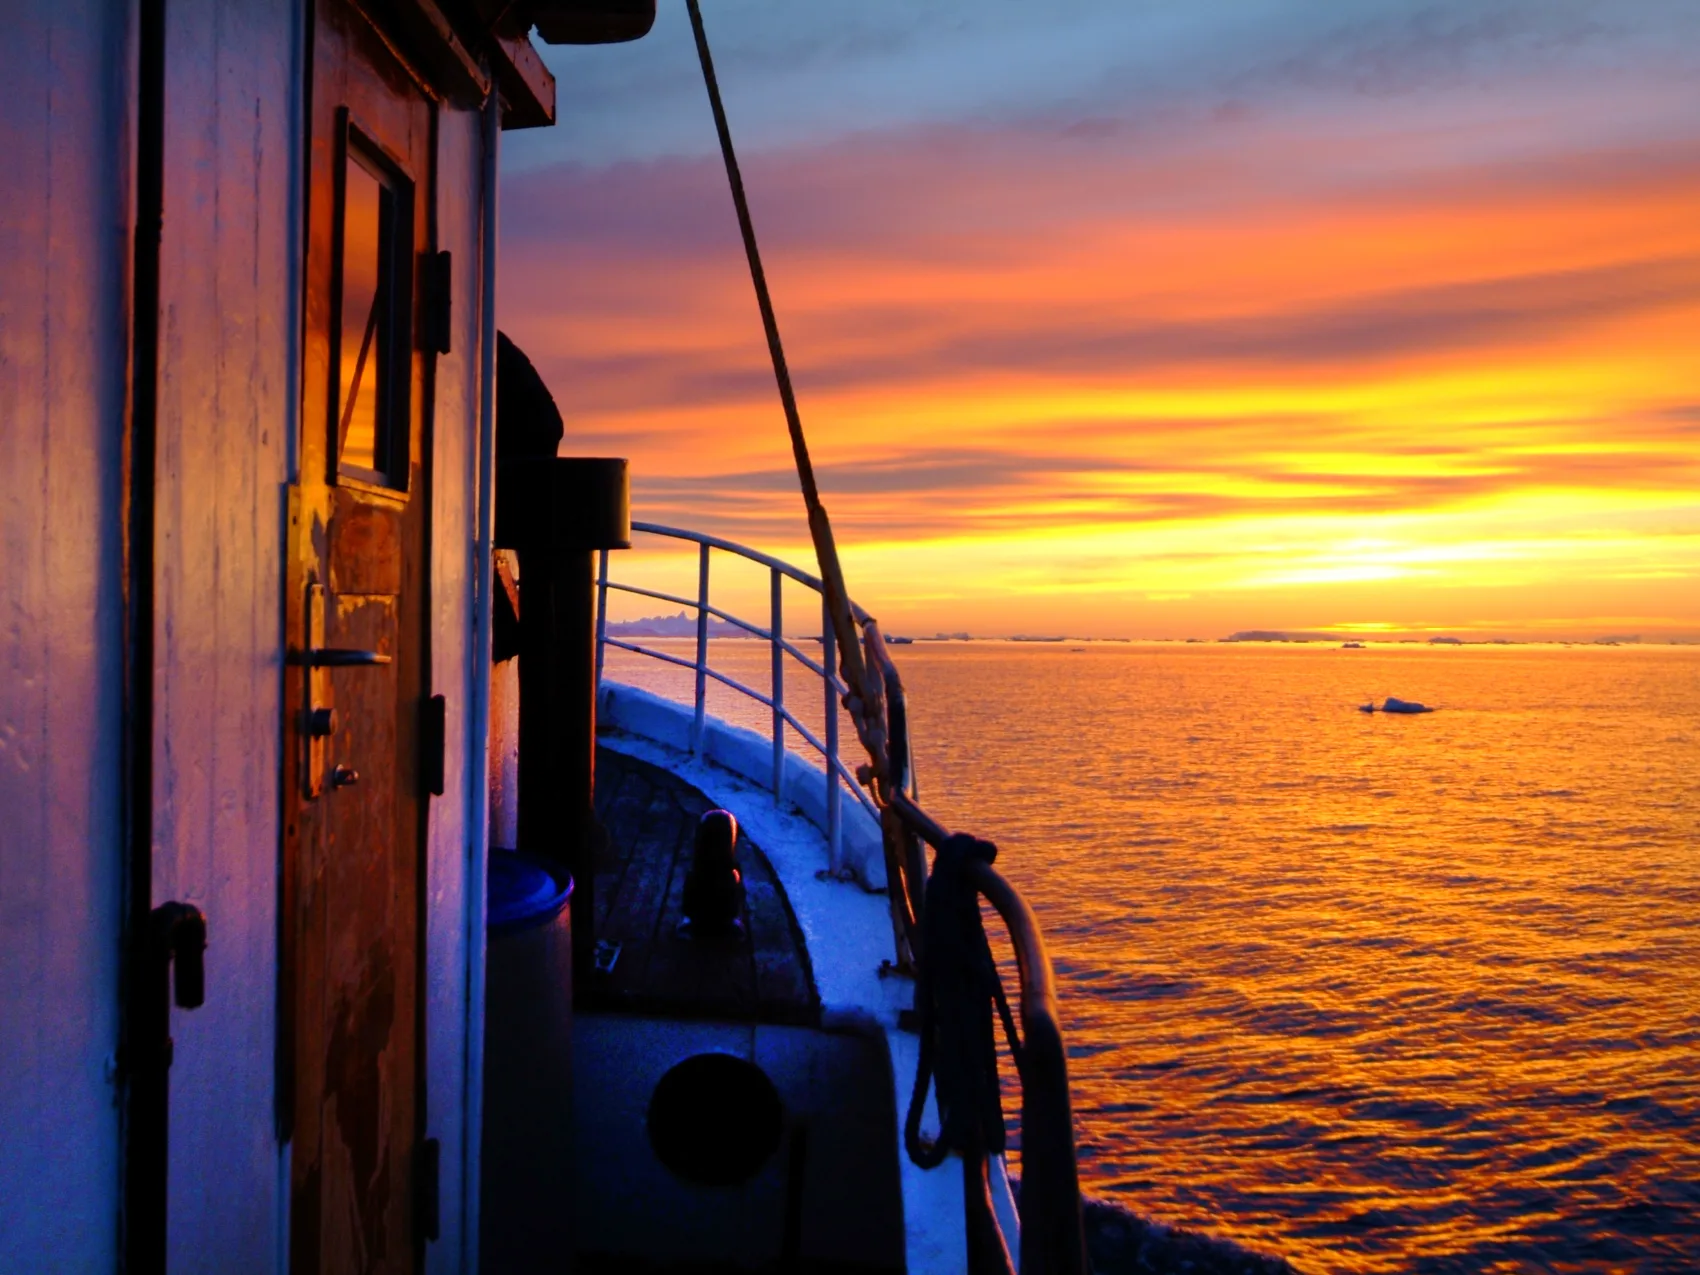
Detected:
left=969, top=859, right=1086, bottom=1275
left=628, top=520, right=874, bottom=624
left=602, top=582, right=842, bottom=686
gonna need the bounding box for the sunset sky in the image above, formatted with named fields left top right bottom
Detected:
left=502, top=0, right=1700, bottom=640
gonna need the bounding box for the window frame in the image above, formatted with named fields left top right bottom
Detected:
left=329, top=110, right=416, bottom=496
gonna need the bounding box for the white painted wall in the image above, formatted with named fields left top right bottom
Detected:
left=0, top=3, right=131, bottom=1268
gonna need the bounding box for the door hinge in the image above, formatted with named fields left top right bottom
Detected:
left=422, top=693, right=446, bottom=796
left=417, top=1136, right=441, bottom=1242
left=424, top=250, right=452, bottom=354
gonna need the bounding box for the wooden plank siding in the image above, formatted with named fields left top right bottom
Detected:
left=150, top=1, right=300, bottom=1264
left=1, top=2, right=498, bottom=1268
left=0, top=5, right=131, bottom=1268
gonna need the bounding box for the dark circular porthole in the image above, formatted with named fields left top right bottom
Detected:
left=646, top=1053, right=784, bottom=1186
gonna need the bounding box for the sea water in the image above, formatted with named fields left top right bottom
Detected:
left=600, top=639, right=1700, bottom=1273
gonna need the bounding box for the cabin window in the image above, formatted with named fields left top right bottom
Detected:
left=334, top=129, right=412, bottom=488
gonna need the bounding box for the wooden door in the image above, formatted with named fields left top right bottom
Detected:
left=285, top=2, right=436, bottom=1269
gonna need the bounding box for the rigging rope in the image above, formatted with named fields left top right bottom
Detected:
left=684, top=0, right=892, bottom=796
left=686, top=27, right=1083, bottom=1268
left=686, top=6, right=1022, bottom=1202
left=904, top=832, right=1021, bottom=1169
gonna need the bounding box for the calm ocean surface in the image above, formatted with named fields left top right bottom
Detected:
left=602, top=639, right=1700, bottom=1273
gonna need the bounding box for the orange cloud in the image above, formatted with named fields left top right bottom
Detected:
left=502, top=109, right=1700, bottom=638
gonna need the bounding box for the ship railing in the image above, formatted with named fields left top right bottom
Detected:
left=595, top=521, right=889, bottom=885
left=598, top=526, right=1084, bottom=1274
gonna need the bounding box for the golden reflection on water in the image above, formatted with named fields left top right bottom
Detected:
left=602, top=641, right=1700, bottom=1273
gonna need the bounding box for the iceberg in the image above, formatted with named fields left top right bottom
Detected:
left=1381, top=696, right=1435, bottom=714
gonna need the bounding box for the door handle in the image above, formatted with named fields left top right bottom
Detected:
left=307, top=648, right=392, bottom=667
left=299, top=582, right=391, bottom=799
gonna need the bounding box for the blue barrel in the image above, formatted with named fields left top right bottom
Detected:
left=488, top=850, right=574, bottom=933
left=481, top=849, right=574, bottom=1271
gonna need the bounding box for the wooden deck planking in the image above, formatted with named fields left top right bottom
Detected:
left=747, top=874, right=814, bottom=1015
left=596, top=783, right=688, bottom=983
left=591, top=747, right=818, bottom=1025
left=589, top=760, right=643, bottom=930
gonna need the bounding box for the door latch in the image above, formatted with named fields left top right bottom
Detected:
left=423, top=250, right=452, bottom=355
left=152, top=901, right=207, bottom=1012
left=421, top=694, right=446, bottom=797
left=300, top=581, right=392, bottom=797
left=307, top=647, right=392, bottom=667
left=417, top=1137, right=442, bottom=1242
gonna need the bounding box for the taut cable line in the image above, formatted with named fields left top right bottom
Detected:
left=683, top=16, right=1086, bottom=1265
left=683, top=0, right=898, bottom=803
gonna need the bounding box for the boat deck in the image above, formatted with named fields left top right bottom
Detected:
left=589, top=746, right=819, bottom=1025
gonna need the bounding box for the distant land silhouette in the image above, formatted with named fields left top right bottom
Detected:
left=607, top=610, right=750, bottom=638
left=1222, top=630, right=1340, bottom=643
left=610, top=617, right=1688, bottom=646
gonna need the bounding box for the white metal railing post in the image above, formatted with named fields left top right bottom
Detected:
left=822, top=592, right=841, bottom=873
left=692, top=542, right=710, bottom=753
left=595, top=548, right=610, bottom=693
left=770, top=567, right=784, bottom=804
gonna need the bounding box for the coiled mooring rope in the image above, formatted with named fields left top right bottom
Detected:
left=904, top=833, right=1024, bottom=1168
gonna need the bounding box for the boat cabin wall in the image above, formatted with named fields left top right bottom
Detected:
left=421, top=98, right=497, bottom=1275
left=0, top=3, right=499, bottom=1269
left=149, top=1, right=301, bottom=1263
left=0, top=5, right=131, bottom=1269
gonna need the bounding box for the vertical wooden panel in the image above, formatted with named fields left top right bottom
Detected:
left=151, top=0, right=299, bottom=1267
left=422, top=101, right=486, bottom=1275
left=0, top=4, right=129, bottom=1268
